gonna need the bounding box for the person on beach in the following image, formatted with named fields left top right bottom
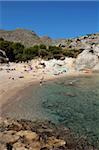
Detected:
left=40, top=76, right=44, bottom=86
left=40, top=80, right=42, bottom=86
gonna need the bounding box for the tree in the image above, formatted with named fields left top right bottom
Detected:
left=11, top=42, right=24, bottom=61
left=38, top=49, right=49, bottom=58
left=39, top=44, right=46, bottom=49
left=33, top=45, right=39, bottom=51
left=48, top=46, right=62, bottom=58
left=0, top=40, right=15, bottom=62
left=62, top=48, right=83, bottom=58
left=12, top=42, right=24, bottom=55
left=24, top=47, right=38, bottom=59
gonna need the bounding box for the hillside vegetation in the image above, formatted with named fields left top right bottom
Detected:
left=0, top=29, right=99, bottom=67
left=0, top=38, right=82, bottom=62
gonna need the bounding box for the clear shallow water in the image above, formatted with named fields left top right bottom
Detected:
left=2, top=74, right=99, bottom=147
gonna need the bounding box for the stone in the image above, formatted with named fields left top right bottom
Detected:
left=29, top=141, right=41, bottom=150
left=0, top=130, right=19, bottom=144
left=0, top=49, right=9, bottom=63
left=0, top=143, right=7, bottom=150
left=13, top=142, right=28, bottom=150
left=16, top=130, right=39, bottom=141
left=0, top=118, right=98, bottom=150
left=45, top=136, right=66, bottom=149
left=75, top=50, right=99, bottom=70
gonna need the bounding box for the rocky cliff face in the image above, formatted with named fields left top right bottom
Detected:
left=75, top=44, right=99, bottom=71
left=0, top=29, right=42, bottom=47
left=0, top=29, right=54, bottom=47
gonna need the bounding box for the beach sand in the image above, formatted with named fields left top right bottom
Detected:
left=0, top=60, right=93, bottom=118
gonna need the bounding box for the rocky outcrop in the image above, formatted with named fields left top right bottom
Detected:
left=0, top=29, right=99, bottom=70
left=75, top=45, right=99, bottom=71
left=0, top=118, right=96, bottom=150
left=0, top=49, right=9, bottom=63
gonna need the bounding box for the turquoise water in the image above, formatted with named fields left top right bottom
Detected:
left=2, top=73, right=99, bottom=147
left=40, top=74, right=99, bottom=146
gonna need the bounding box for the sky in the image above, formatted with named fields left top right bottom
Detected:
left=0, top=1, right=99, bottom=39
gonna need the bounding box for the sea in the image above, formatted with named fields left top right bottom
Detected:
left=2, top=73, right=99, bottom=147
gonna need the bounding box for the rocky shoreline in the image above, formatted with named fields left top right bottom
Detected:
left=0, top=118, right=98, bottom=150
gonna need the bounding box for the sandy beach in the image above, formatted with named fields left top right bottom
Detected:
left=0, top=58, right=93, bottom=116
left=0, top=61, right=98, bottom=150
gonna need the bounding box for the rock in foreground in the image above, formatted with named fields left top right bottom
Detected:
left=0, top=118, right=97, bottom=150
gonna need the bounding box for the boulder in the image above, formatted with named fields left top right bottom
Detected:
left=0, top=130, right=19, bottom=143
left=16, top=130, right=39, bottom=141
left=75, top=45, right=99, bottom=71
left=0, top=49, right=9, bottom=63
left=45, top=136, right=66, bottom=149
left=0, top=118, right=98, bottom=150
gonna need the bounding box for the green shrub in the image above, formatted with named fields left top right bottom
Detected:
left=38, top=49, right=49, bottom=58
left=0, top=40, right=15, bottom=61
left=0, top=38, right=83, bottom=62
left=62, top=48, right=83, bottom=58
left=39, top=44, right=46, bottom=49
